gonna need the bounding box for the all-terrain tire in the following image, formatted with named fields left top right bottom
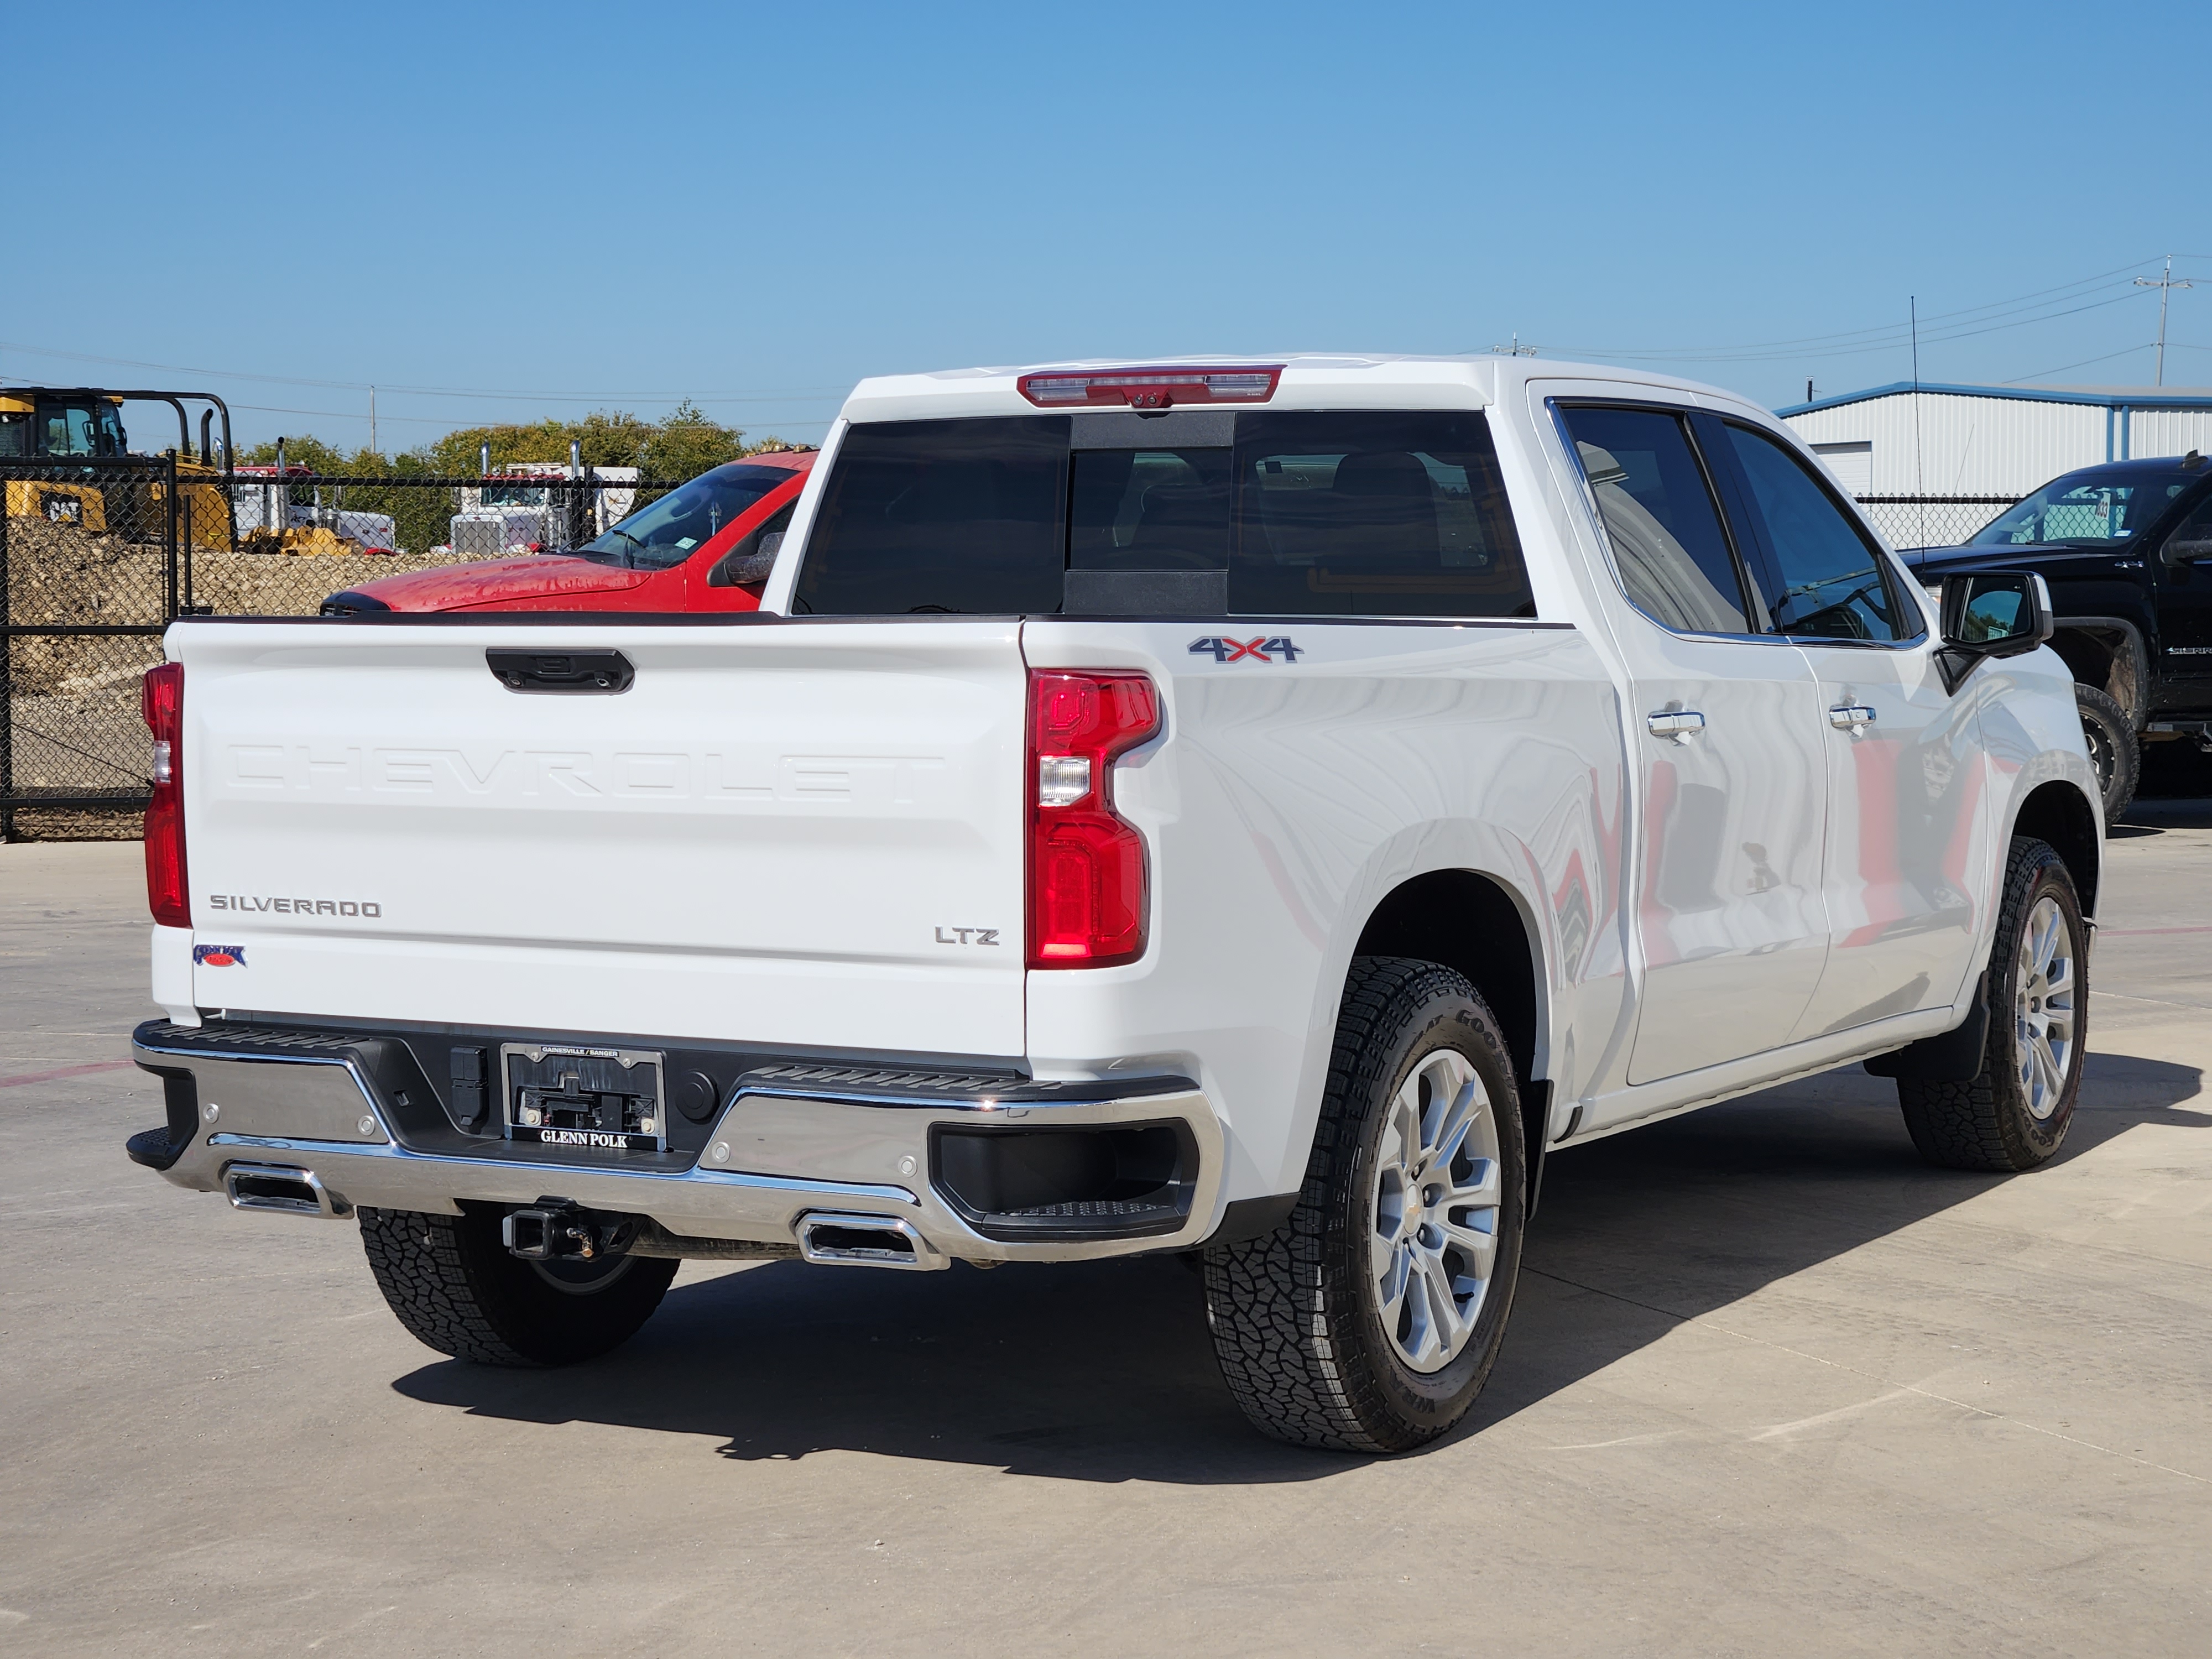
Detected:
left=1203, top=956, right=1526, bottom=1453
left=358, top=1205, right=677, bottom=1366
left=1897, top=837, right=2087, bottom=1172
left=2075, top=683, right=2138, bottom=826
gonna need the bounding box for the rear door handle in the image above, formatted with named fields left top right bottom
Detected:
left=1828, top=704, right=1876, bottom=733
left=1646, top=710, right=1706, bottom=743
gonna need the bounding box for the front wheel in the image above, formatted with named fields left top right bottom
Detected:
left=359, top=1206, right=678, bottom=1366
left=2075, top=683, right=2138, bottom=826
left=1897, top=837, right=2086, bottom=1172
left=1204, top=957, right=1526, bottom=1453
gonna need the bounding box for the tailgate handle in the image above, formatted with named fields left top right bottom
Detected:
left=486, top=648, right=635, bottom=695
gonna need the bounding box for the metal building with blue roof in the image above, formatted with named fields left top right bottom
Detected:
left=1779, top=383, right=2212, bottom=498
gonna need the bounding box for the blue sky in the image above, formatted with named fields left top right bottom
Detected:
left=7, top=1, right=2208, bottom=453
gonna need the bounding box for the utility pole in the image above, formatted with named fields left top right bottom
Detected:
left=2135, top=257, right=2194, bottom=387
left=369, top=385, right=377, bottom=456
left=1910, top=297, right=1927, bottom=548
left=1488, top=333, right=1539, bottom=357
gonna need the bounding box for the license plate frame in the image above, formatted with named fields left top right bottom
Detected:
left=499, top=1042, right=669, bottom=1154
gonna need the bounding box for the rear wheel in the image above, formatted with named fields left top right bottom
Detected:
left=359, top=1205, right=677, bottom=1366
left=1204, top=957, right=1526, bottom=1452
left=1897, top=837, right=2086, bottom=1172
left=2074, top=683, right=2137, bottom=826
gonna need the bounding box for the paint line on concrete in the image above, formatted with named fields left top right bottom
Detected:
left=0, top=1059, right=134, bottom=1090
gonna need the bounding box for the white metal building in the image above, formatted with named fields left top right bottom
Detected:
left=1778, top=383, right=2212, bottom=498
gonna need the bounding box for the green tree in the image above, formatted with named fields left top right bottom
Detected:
left=243, top=407, right=794, bottom=482
left=238, top=434, right=380, bottom=474
left=640, top=400, right=751, bottom=479
left=420, top=412, right=656, bottom=475
left=413, top=403, right=782, bottom=479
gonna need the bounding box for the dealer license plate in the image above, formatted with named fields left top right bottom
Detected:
left=500, top=1043, right=667, bottom=1153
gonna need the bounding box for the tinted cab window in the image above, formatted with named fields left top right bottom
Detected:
left=1721, top=423, right=1913, bottom=643
left=1233, top=412, right=1530, bottom=618
left=795, top=410, right=1533, bottom=618
left=1556, top=405, right=1752, bottom=634
left=795, top=418, right=1069, bottom=614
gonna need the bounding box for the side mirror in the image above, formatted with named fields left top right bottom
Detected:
left=1935, top=570, right=2053, bottom=692
left=2163, top=533, right=2212, bottom=566
left=707, top=529, right=783, bottom=589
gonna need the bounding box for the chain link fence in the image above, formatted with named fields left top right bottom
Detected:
left=3, top=458, right=180, bottom=828
left=2, top=463, right=679, bottom=833
left=1855, top=495, right=2017, bottom=551
left=194, top=473, right=680, bottom=617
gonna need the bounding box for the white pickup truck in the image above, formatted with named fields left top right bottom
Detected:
left=127, top=356, right=2100, bottom=1452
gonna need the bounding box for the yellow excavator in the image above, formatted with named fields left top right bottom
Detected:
left=1, top=387, right=237, bottom=549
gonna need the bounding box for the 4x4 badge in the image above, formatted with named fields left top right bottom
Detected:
left=1189, top=635, right=1301, bottom=664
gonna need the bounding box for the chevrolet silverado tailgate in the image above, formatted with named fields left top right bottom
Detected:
left=169, top=618, right=1029, bottom=1056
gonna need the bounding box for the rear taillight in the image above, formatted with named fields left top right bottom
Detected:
left=1016, top=366, right=1282, bottom=410
left=1027, top=671, right=1160, bottom=968
left=142, top=662, right=189, bottom=927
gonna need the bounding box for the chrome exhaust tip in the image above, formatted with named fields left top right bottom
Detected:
left=795, top=1211, right=946, bottom=1271
left=223, top=1162, right=351, bottom=1219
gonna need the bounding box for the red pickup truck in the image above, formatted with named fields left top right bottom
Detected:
left=320, top=450, right=815, bottom=615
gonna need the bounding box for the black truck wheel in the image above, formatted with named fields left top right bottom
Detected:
left=1896, top=837, right=2086, bottom=1173
left=1204, top=957, right=1526, bottom=1453
left=2074, top=684, right=2138, bottom=826
left=359, top=1206, right=677, bottom=1366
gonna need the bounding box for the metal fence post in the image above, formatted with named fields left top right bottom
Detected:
left=1, top=481, right=12, bottom=843
left=164, top=452, right=180, bottom=622
left=181, top=483, right=195, bottom=611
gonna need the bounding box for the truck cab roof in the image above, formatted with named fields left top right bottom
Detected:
left=834, top=353, right=1766, bottom=425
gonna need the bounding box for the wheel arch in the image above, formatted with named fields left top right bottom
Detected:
left=2010, top=780, right=2101, bottom=919
left=2051, top=616, right=2150, bottom=728
left=1353, top=868, right=1552, bottom=1212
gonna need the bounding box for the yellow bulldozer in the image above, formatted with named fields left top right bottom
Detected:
left=1, top=387, right=237, bottom=549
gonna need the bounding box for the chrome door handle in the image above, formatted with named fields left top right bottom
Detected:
left=1828, top=705, right=1877, bottom=733
left=1646, top=710, right=1706, bottom=743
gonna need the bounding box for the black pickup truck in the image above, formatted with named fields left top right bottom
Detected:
left=1907, top=451, right=2212, bottom=821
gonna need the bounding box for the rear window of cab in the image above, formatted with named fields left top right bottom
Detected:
left=792, top=411, right=1533, bottom=618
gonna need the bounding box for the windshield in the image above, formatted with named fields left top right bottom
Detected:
left=570, top=462, right=796, bottom=569
left=36, top=400, right=128, bottom=457
left=1971, top=466, right=2195, bottom=547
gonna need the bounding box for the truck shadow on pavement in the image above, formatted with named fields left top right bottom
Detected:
left=2116, top=795, right=2212, bottom=833
left=393, top=1050, right=2205, bottom=1481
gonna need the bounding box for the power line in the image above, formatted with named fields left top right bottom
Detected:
left=0, top=338, right=848, bottom=404
left=2000, top=345, right=2153, bottom=384
left=1549, top=257, right=2164, bottom=361
left=1560, top=284, right=2156, bottom=366
left=216, top=399, right=834, bottom=429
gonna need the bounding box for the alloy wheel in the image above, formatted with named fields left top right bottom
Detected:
left=2014, top=894, right=2078, bottom=1121
left=2082, top=718, right=2114, bottom=795
left=1369, top=1048, right=1503, bottom=1373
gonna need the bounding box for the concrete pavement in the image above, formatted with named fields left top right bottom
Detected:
left=2, top=816, right=2207, bottom=1656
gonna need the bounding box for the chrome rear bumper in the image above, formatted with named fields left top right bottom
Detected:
left=130, top=1023, right=1224, bottom=1265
